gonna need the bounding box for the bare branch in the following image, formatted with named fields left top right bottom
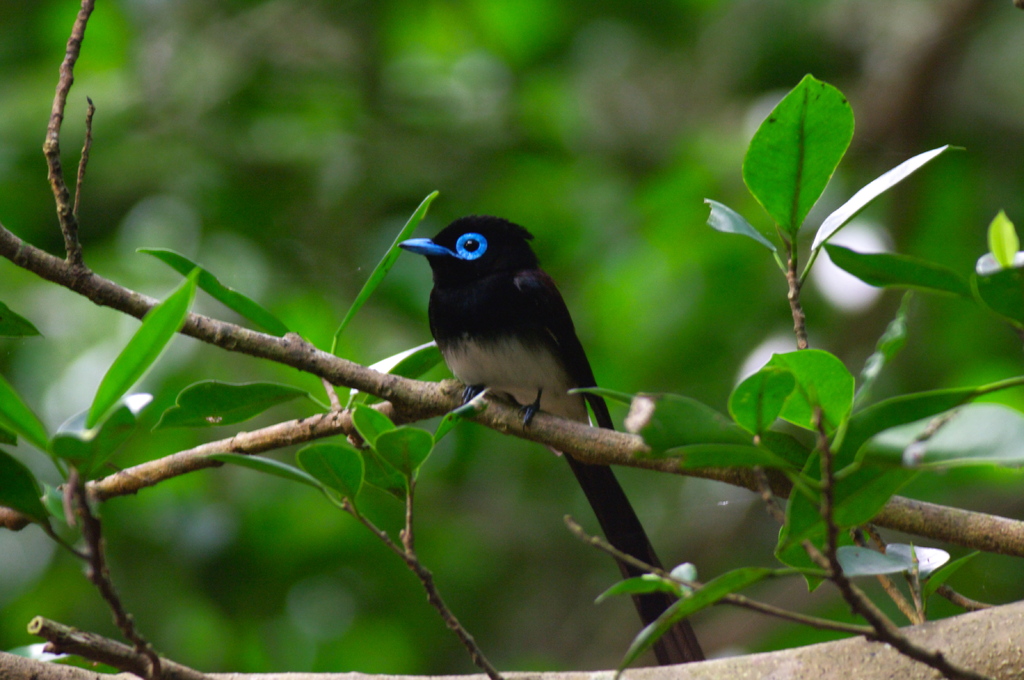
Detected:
left=44, top=0, right=94, bottom=267
left=27, top=617, right=209, bottom=680
left=72, top=97, right=95, bottom=221
left=68, top=470, right=162, bottom=679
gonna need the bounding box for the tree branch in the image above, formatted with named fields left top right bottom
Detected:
left=3, top=219, right=1024, bottom=560
left=26, top=617, right=209, bottom=680
left=44, top=0, right=93, bottom=267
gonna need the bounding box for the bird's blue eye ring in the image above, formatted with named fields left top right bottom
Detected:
left=455, top=233, right=488, bottom=260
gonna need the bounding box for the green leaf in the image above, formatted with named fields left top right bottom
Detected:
left=595, top=574, right=681, bottom=604
left=154, top=381, right=311, bottom=429
left=812, top=146, right=953, bottom=250
left=922, top=551, right=978, bottom=601
left=0, top=373, right=49, bottom=451
left=855, top=292, right=912, bottom=408
left=351, top=404, right=396, bottom=447
left=0, top=449, right=50, bottom=525
left=836, top=546, right=914, bottom=577
left=570, top=386, right=635, bottom=405
left=987, top=210, right=1019, bottom=270
left=729, top=366, right=796, bottom=435
left=374, top=427, right=434, bottom=478
left=667, top=443, right=792, bottom=469
left=767, top=350, right=854, bottom=430
left=0, top=301, right=41, bottom=337
left=617, top=567, right=773, bottom=672
left=825, top=245, right=972, bottom=298
left=433, top=411, right=463, bottom=443
left=743, top=75, right=854, bottom=236
left=139, top=248, right=289, bottom=336
left=840, top=386, right=982, bottom=467
left=331, top=191, right=439, bottom=353
left=360, top=448, right=408, bottom=499
left=704, top=199, right=776, bottom=251
left=862, top=403, right=1024, bottom=468
left=210, top=452, right=322, bottom=490
left=50, top=394, right=153, bottom=478
left=973, top=267, right=1024, bottom=326
left=0, top=425, right=16, bottom=446
left=780, top=463, right=914, bottom=551
left=351, top=342, right=443, bottom=405
left=625, top=393, right=750, bottom=456
left=88, top=270, right=199, bottom=428
left=297, top=443, right=364, bottom=499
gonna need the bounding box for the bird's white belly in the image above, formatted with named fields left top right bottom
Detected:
left=443, top=336, right=588, bottom=422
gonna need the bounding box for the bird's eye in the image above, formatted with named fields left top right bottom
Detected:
left=455, top=232, right=488, bottom=260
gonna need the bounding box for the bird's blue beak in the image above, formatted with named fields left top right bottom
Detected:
left=399, top=238, right=456, bottom=258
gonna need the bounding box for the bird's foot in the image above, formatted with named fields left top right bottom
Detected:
left=519, top=389, right=542, bottom=427
left=462, top=384, right=486, bottom=404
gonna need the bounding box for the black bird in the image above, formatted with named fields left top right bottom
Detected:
left=399, top=215, right=704, bottom=665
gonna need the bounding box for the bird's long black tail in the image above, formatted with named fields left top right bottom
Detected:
left=565, top=448, right=704, bottom=664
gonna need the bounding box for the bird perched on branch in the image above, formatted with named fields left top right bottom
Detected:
left=400, top=215, right=703, bottom=665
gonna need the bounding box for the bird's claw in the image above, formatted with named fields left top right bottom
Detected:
left=519, top=389, right=542, bottom=427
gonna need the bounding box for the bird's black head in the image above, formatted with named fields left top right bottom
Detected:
left=399, top=215, right=539, bottom=287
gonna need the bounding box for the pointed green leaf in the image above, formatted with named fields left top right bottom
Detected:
left=767, top=350, right=854, bottom=430
left=840, top=386, right=983, bottom=467
left=626, top=393, right=749, bottom=456
left=210, top=452, right=322, bottom=490
left=825, top=245, right=972, bottom=298
left=812, top=146, right=953, bottom=250
left=332, top=191, right=439, bottom=353
left=140, top=248, right=289, bottom=336
left=863, top=403, right=1024, bottom=468
left=0, top=301, right=41, bottom=337
left=617, top=567, right=773, bottom=672
left=595, top=575, right=680, bottom=604
left=973, top=266, right=1024, bottom=326
left=360, top=448, right=408, bottom=499
left=570, top=386, right=635, bottom=405
left=155, top=381, right=311, bottom=429
left=923, top=551, right=978, bottom=601
left=855, top=292, right=911, bottom=408
left=351, top=342, right=443, bottom=405
left=297, top=443, right=364, bottom=499
left=729, top=366, right=796, bottom=435
left=0, top=373, right=49, bottom=451
left=987, top=210, right=1019, bottom=270
left=88, top=270, right=199, bottom=428
left=352, top=404, right=396, bottom=447
left=0, top=424, right=16, bottom=446
left=50, top=394, right=153, bottom=478
left=374, top=427, right=434, bottom=478
left=0, top=449, right=50, bottom=525
left=667, top=443, right=792, bottom=469
left=743, top=75, right=854, bottom=236
left=704, top=199, right=776, bottom=251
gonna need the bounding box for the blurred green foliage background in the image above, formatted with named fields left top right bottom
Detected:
left=2, top=0, right=1024, bottom=673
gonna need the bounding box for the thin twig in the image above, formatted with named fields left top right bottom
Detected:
left=853, top=528, right=921, bottom=624
left=936, top=585, right=993, bottom=612
left=73, top=97, right=95, bottom=221
left=812, top=409, right=992, bottom=680
left=44, top=0, right=94, bottom=267
left=346, top=500, right=503, bottom=680
left=563, top=515, right=872, bottom=638
left=27, top=617, right=209, bottom=680
left=68, top=469, right=162, bottom=680
left=785, top=242, right=809, bottom=350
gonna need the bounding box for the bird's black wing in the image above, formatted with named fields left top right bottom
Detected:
left=513, top=269, right=704, bottom=664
